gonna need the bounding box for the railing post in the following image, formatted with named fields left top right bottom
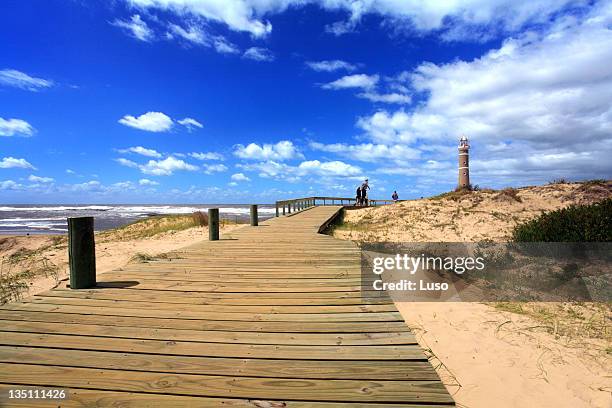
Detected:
left=288, top=203, right=292, bottom=214
left=208, top=208, right=219, bottom=240
left=250, top=204, right=258, bottom=226
left=275, top=203, right=279, bottom=217
left=68, top=216, right=96, bottom=289
left=282, top=204, right=286, bottom=215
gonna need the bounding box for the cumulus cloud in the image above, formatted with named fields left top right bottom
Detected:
left=118, top=146, right=162, bottom=158
left=238, top=159, right=362, bottom=182
left=0, top=157, right=36, bottom=170
left=28, top=175, right=54, bottom=183
left=115, top=158, right=139, bottom=168
left=310, top=142, right=420, bottom=162
left=139, top=178, right=159, bottom=186
left=234, top=140, right=303, bottom=161
left=118, top=111, right=174, bottom=132
left=322, top=74, right=379, bottom=90
left=0, top=180, right=22, bottom=190
left=0, top=117, right=35, bottom=137
left=139, top=156, right=199, bottom=176
left=306, top=60, right=358, bottom=72
left=360, top=4, right=612, bottom=184
left=242, top=47, right=274, bottom=62
left=178, top=117, right=203, bottom=131
left=125, top=0, right=576, bottom=41
left=231, top=172, right=250, bottom=181
left=189, top=152, right=224, bottom=160
left=112, top=14, right=153, bottom=42
left=0, top=69, right=53, bottom=91
left=357, top=91, right=411, bottom=104
left=203, top=163, right=228, bottom=174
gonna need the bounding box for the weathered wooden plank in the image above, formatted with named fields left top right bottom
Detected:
left=31, top=295, right=396, bottom=314
left=0, top=346, right=438, bottom=380
left=0, top=320, right=416, bottom=345
left=0, top=310, right=410, bottom=332
left=0, top=363, right=455, bottom=403
left=0, top=332, right=426, bottom=360
left=2, top=303, right=404, bottom=322
left=0, top=385, right=454, bottom=408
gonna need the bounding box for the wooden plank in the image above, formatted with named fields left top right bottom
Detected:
left=0, top=320, right=417, bottom=345
left=0, top=346, right=438, bottom=380
left=29, top=296, right=397, bottom=314
left=0, top=385, right=453, bottom=407
left=0, top=310, right=410, bottom=333
left=0, top=363, right=454, bottom=403
left=0, top=332, right=426, bottom=360
left=2, top=303, right=404, bottom=322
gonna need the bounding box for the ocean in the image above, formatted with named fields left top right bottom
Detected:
left=0, top=204, right=276, bottom=235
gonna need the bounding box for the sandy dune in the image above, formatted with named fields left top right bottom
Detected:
left=335, top=181, right=612, bottom=408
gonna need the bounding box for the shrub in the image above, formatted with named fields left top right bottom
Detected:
left=512, top=198, right=612, bottom=242
left=192, top=211, right=209, bottom=226
left=497, top=187, right=522, bottom=202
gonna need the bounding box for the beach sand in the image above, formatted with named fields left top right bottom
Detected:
left=335, top=181, right=612, bottom=408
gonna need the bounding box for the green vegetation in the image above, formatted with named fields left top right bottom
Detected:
left=512, top=198, right=612, bottom=242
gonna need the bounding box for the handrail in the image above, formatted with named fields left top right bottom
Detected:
left=274, top=196, right=403, bottom=217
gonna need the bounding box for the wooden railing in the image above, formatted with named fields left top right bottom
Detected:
left=274, top=196, right=402, bottom=217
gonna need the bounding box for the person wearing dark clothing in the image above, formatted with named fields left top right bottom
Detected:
left=392, top=191, right=399, bottom=201
left=356, top=186, right=362, bottom=206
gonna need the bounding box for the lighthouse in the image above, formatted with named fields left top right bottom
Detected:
left=458, top=135, right=470, bottom=189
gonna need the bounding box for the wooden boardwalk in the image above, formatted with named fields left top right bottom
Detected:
left=0, top=206, right=454, bottom=407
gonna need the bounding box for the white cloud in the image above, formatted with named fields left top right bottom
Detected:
left=213, top=37, right=240, bottom=54
left=0, top=69, right=53, bottom=91
left=356, top=110, right=420, bottom=144
left=306, top=60, right=358, bottom=72
left=238, top=159, right=362, bottom=182
left=231, top=172, right=250, bottom=181
left=168, top=23, right=207, bottom=44
left=28, top=175, right=54, bottom=183
left=65, top=169, right=75, bottom=174
left=167, top=23, right=239, bottom=54
left=203, top=163, right=228, bottom=174
left=118, top=146, right=162, bottom=158
left=139, top=178, right=159, bottom=186
left=228, top=181, right=238, bottom=186
left=0, top=180, right=22, bottom=190
left=0, top=157, right=36, bottom=170
left=322, top=74, right=379, bottom=90
left=0, top=117, right=34, bottom=137
left=139, top=156, right=199, bottom=176
left=118, top=111, right=173, bottom=132
left=189, top=152, right=224, bottom=160
left=112, top=14, right=153, bottom=42
left=242, top=47, right=274, bottom=62
left=128, top=0, right=273, bottom=37
left=357, top=91, right=411, bottom=104
left=234, top=140, right=303, bottom=161
left=178, top=117, right=203, bottom=131
left=115, top=158, right=139, bottom=168
left=125, top=1, right=577, bottom=41
left=310, top=142, right=420, bottom=162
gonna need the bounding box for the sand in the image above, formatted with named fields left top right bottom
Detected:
left=335, top=181, right=612, bottom=408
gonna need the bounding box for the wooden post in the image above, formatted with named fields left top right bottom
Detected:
left=208, top=208, right=219, bottom=240
left=288, top=203, right=291, bottom=214
left=68, top=216, right=96, bottom=289
left=275, top=203, right=279, bottom=217
left=282, top=205, right=286, bottom=215
left=250, top=205, right=258, bottom=226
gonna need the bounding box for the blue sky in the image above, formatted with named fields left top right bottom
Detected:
left=1, top=0, right=611, bottom=204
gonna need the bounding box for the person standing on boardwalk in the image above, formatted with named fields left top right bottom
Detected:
left=356, top=186, right=362, bottom=206
left=361, top=179, right=370, bottom=206
left=392, top=191, right=399, bottom=201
